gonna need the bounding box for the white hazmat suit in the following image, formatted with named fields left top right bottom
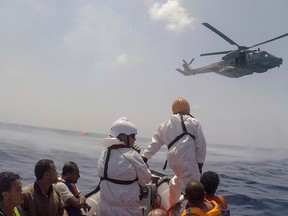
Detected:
left=142, top=113, right=206, bottom=206
left=97, top=137, right=151, bottom=216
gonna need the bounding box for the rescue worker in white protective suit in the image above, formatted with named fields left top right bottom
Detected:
left=142, top=98, right=206, bottom=207
left=97, top=117, right=151, bottom=216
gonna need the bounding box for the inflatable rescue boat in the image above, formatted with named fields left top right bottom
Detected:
left=82, top=170, right=171, bottom=216
left=82, top=170, right=230, bottom=216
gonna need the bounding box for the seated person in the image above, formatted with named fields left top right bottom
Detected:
left=56, top=161, right=90, bottom=216
left=21, top=159, right=68, bottom=216
left=0, top=172, right=24, bottom=216
left=180, top=180, right=221, bottom=216
left=200, top=171, right=228, bottom=210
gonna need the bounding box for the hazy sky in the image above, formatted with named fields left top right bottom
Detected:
left=0, top=0, right=287, bottom=148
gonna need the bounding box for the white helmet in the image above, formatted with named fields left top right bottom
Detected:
left=110, top=117, right=137, bottom=138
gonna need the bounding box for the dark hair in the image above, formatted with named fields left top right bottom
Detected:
left=62, top=161, right=78, bottom=175
left=200, top=171, right=220, bottom=195
left=185, top=180, right=205, bottom=202
left=34, top=159, right=54, bottom=180
left=0, top=172, right=21, bottom=201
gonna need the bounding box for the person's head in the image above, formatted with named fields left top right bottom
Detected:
left=110, top=117, right=137, bottom=147
left=61, top=161, right=80, bottom=183
left=0, top=172, right=23, bottom=206
left=185, top=180, right=205, bottom=203
left=200, top=171, right=220, bottom=196
left=34, top=159, right=58, bottom=183
left=172, top=98, right=190, bottom=115
left=147, top=208, right=167, bottom=216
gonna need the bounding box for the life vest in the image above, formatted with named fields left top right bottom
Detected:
left=58, top=179, right=82, bottom=216
left=181, top=200, right=221, bottom=216
left=14, top=207, right=20, bottom=216
left=0, top=207, right=20, bottom=216
left=206, top=195, right=228, bottom=210
left=163, top=113, right=195, bottom=170
left=100, top=144, right=138, bottom=184
left=206, top=196, right=230, bottom=216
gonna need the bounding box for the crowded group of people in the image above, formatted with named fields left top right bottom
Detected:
left=0, top=98, right=229, bottom=216
left=0, top=159, right=91, bottom=216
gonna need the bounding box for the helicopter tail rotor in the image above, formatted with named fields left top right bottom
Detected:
left=183, top=58, right=194, bottom=65
left=176, top=58, right=196, bottom=76
left=189, top=58, right=194, bottom=65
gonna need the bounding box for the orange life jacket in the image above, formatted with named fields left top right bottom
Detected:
left=180, top=200, right=221, bottom=216
left=206, top=195, right=228, bottom=210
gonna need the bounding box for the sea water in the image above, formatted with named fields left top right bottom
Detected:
left=0, top=122, right=287, bottom=216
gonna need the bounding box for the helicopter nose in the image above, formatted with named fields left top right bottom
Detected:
left=278, top=58, right=283, bottom=67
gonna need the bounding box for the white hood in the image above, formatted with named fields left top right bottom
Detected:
left=170, top=113, right=190, bottom=123
left=102, top=137, right=125, bottom=148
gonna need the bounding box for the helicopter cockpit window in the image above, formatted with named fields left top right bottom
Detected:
left=247, top=53, right=254, bottom=60
left=253, top=52, right=259, bottom=59
left=260, top=51, right=269, bottom=58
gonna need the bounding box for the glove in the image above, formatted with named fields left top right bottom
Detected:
left=132, top=143, right=141, bottom=154
left=142, top=156, right=148, bottom=163
left=198, top=163, right=203, bottom=174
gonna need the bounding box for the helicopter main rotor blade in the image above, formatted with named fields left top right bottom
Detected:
left=249, top=32, right=288, bottom=48
left=200, top=50, right=232, bottom=56
left=202, top=23, right=240, bottom=47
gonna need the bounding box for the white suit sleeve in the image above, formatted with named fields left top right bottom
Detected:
left=142, top=127, right=164, bottom=159
left=195, top=122, right=206, bottom=164
left=132, top=153, right=152, bottom=185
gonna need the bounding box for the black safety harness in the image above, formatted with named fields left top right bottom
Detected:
left=100, top=144, right=138, bottom=184
left=162, top=113, right=196, bottom=170
left=86, top=144, right=140, bottom=198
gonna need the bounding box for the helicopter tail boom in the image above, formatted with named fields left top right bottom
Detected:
left=176, top=68, right=195, bottom=76
left=177, top=59, right=226, bottom=77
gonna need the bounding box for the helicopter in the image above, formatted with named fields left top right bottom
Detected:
left=176, top=22, right=288, bottom=78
